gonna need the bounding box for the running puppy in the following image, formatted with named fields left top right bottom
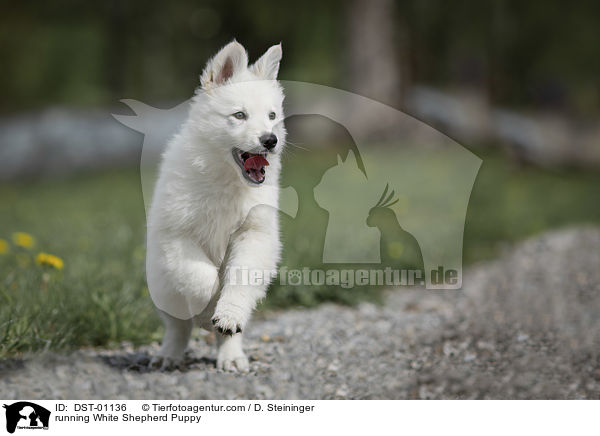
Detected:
left=146, top=41, right=285, bottom=372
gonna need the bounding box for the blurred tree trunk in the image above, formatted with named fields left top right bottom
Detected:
left=345, top=0, right=405, bottom=109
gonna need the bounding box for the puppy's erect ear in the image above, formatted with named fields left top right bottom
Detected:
left=201, top=40, right=248, bottom=89
left=250, top=43, right=282, bottom=80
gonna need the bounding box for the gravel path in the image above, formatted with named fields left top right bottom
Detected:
left=1, top=227, right=599, bottom=399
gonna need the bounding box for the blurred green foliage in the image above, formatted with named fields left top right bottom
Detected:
left=0, top=0, right=344, bottom=111
left=1, top=149, right=599, bottom=357
left=2, top=1, right=599, bottom=114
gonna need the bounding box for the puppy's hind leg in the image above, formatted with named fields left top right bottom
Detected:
left=150, top=309, right=193, bottom=371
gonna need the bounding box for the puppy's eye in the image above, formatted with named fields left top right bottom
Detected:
left=269, top=111, right=276, bottom=120
left=233, top=111, right=247, bottom=120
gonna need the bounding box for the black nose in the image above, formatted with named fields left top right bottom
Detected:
left=260, top=133, right=278, bottom=150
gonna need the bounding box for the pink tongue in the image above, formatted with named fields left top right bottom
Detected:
left=244, top=155, right=269, bottom=171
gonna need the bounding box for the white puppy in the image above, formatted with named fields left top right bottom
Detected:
left=146, top=41, right=285, bottom=372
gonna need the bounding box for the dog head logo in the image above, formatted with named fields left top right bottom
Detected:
left=3, top=402, right=50, bottom=433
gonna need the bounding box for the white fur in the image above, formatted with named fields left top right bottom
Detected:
left=147, top=41, right=285, bottom=372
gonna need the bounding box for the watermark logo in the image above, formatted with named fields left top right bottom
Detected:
left=3, top=402, right=50, bottom=433
left=226, top=266, right=458, bottom=288
left=114, top=80, right=481, bottom=319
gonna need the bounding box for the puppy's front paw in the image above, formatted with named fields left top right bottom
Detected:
left=211, top=314, right=243, bottom=336
left=217, top=348, right=249, bottom=373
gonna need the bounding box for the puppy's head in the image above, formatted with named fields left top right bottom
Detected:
left=191, top=41, right=286, bottom=185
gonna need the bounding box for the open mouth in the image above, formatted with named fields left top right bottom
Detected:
left=232, top=148, right=270, bottom=184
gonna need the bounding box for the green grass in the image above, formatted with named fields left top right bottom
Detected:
left=1, top=150, right=599, bottom=358
left=463, top=153, right=600, bottom=262
left=0, top=171, right=157, bottom=357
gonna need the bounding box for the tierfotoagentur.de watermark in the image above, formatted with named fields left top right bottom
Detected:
left=226, top=266, right=459, bottom=288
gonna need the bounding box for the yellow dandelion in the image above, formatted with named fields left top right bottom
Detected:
left=0, top=238, right=9, bottom=254
left=13, top=232, right=35, bottom=249
left=35, top=252, right=64, bottom=270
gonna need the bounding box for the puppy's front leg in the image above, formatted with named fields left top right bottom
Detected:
left=212, top=205, right=279, bottom=335
left=215, top=333, right=249, bottom=372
